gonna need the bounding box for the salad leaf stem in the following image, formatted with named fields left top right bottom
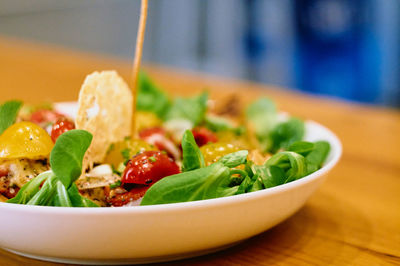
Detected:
left=7, top=171, right=53, bottom=204
left=255, top=165, right=286, bottom=189
left=229, top=169, right=248, bottom=179
left=248, top=176, right=264, bottom=192
left=235, top=175, right=252, bottom=195
left=53, top=181, right=72, bottom=207
left=26, top=175, right=57, bottom=206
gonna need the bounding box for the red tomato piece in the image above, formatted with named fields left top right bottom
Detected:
left=122, top=150, right=180, bottom=185
left=139, top=127, right=166, bottom=138
left=50, top=117, right=75, bottom=142
left=139, top=127, right=181, bottom=160
left=30, top=109, right=64, bottom=125
left=106, top=186, right=149, bottom=207
left=192, top=127, right=218, bottom=147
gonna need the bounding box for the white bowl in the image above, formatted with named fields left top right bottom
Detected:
left=0, top=113, right=342, bottom=265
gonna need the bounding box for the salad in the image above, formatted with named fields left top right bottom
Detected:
left=0, top=71, right=330, bottom=207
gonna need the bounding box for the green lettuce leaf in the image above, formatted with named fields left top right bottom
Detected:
left=137, top=72, right=170, bottom=119
left=268, top=118, right=305, bottom=153
left=0, top=100, right=23, bottom=135
left=181, top=130, right=205, bottom=172
left=50, top=130, right=92, bottom=188
left=165, top=92, right=208, bottom=125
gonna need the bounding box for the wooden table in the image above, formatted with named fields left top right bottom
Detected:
left=1, top=37, right=399, bottom=265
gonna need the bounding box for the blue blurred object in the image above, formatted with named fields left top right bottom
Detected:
left=243, top=0, right=266, bottom=62
left=242, top=0, right=267, bottom=80
left=294, top=0, right=382, bottom=104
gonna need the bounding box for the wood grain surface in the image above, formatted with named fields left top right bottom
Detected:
left=0, top=37, right=399, bottom=266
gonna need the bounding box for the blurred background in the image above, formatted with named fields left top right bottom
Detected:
left=0, top=0, right=399, bottom=107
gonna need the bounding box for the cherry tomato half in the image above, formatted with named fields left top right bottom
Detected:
left=0, top=122, right=54, bottom=160
left=50, top=117, right=75, bottom=142
left=192, top=127, right=218, bottom=147
left=122, top=150, right=180, bottom=185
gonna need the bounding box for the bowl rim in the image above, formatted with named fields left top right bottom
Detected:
left=0, top=119, right=342, bottom=214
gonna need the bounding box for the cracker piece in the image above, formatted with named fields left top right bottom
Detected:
left=76, top=71, right=133, bottom=168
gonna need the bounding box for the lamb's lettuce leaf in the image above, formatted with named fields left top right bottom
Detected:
left=141, top=163, right=232, bottom=205
left=137, top=72, right=170, bottom=119
left=305, top=141, right=330, bottom=174
left=0, top=100, right=23, bottom=135
left=181, top=130, right=205, bottom=172
left=246, top=98, right=304, bottom=153
left=165, top=92, right=208, bottom=126
left=50, top=130, right=92, bottom=188
left=268, top=118, right=305, bottom=153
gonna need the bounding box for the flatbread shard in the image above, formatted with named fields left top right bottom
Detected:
left=76, top=71, right=133, bottom=168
